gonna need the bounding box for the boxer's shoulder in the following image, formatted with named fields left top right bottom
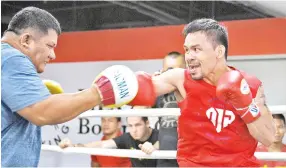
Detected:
left=175, top=68, right=186, bottom=83
left=170, top=68, right=185, bottom=78
left=160, top=68, right=185, bottom=86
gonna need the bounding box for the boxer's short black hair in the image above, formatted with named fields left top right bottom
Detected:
left=183, top=18, right=228, bottom=60
left=7, top=6, right=61, bottom=35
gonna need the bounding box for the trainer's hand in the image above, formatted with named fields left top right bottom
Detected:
left=138, top=142, right=156, bottom=155
left=43, top=79, right=64, bottom=94
left=93, top=65, right=138, bottom=108
left=216, top=70, right=260, bottom=123
left=128, top=71, right=157, bottom=107
left=59, top=138, right=73, bottom=149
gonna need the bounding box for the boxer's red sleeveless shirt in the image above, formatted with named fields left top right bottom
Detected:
left=177, top=68, right=262, bottom=167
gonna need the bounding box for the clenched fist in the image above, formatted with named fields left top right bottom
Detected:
left=138, top=142, right=156, bottom=155
left=59, top=138, right=73, bottom=149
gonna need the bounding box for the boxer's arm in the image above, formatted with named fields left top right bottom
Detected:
left=18, top=87, right=100, bottom=126
left=129, top=68, right=185, bottom=107
left=152, top=68, right=185, bottom=96
left=246, top=85, right=276, bottom=147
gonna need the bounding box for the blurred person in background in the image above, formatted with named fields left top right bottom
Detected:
left=256, top=114, right=286, bottom=167
left=153, top=51, right=186, bottom=167
left=90, top=117, right=131, bottom=167
left=60, top=114, right=159, bottom=167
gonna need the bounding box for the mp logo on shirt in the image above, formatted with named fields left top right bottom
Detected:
left=206, top=107, right=235, bottom=133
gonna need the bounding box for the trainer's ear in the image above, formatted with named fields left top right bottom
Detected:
left=19, top=33, right=33, bottom=49
left=215, top=45, right=226, bottom=59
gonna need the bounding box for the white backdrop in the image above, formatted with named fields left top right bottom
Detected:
left=39, top=55, right=286, bottom=167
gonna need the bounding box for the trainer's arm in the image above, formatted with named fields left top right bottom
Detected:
left=18, top=87, right=101, bottom=126
left=152, top=68, right=185, bottom=96
left=246, top=85, right=276, bottom=147
left=2, top=56, right=102, bottom=126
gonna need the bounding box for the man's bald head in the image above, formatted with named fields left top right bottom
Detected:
left=163, top=51, right=186, bottom=72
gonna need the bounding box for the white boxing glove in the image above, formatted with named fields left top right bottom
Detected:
left=93, top=65, right=138, bottom=108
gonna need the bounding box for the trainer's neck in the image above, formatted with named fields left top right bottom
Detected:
left=268, top=142, right=284, bottom=152
left=2, top=33, right=23, bottom=53
left=204, top=62, right=230, bottom=86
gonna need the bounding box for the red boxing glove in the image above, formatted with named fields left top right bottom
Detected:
left=129, top=71, right=157, bottom=107
left=216, top=70, right=261, bottom=123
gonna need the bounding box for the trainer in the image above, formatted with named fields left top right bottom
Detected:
left=1, top=7, right=140, bottom=167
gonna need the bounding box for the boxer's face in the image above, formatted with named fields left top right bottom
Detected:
left=184, top=31, right=218, bottom=80
left=21, top=29, right=58, bottom=73
left=127, top=117, right=149, bottom=140
left=101, top=117, right=120, bottom=136
left=273, top=118, right=285, bottom=142
left=162, top=56, right=186, bottom=72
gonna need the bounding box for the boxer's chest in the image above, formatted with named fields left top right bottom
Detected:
left=179, top=80, right=239, bottom=133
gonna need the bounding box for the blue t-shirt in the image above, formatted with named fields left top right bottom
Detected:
left=1, top=43, right=51, bottom=167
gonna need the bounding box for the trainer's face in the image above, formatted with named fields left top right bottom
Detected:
left=184, top=31, right=218, bottom=80
left=20, top=29, right=58, bottom=73
left=162, top=55, right=186, bottom=72
left=101, top=117, right=120, bottom=136
left=273, top=118, right=285, bottom=143
left=127, top=117, right=149, bottom=140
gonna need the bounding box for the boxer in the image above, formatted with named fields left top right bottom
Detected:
left=126, top=18, right=276, bottom=166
